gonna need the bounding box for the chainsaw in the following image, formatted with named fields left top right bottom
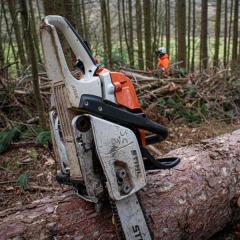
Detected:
left=40, top=15, right=180, bottom=240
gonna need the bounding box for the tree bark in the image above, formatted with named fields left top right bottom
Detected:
left=117, top=0, right=123, bottom=60
left=74, top=0, right=83, bottom=36
left=7, top=0, right=27, bottom=69
left=82, top=0, right=89, bottom=42
left=43, top=0, right=55, bottom=15
left=1, top=130, right=240, bottom=239
left=0, top=9, right=4, bottom=67
left=177, top=0, right=186, bottom=69
left=165, top=0, right=170, bottom=56
left=227, top=0, right=234, bottom=64
left=28, top=0, right=42, bottom=63
left=191, top=0, right=196, bottom=72
left=2, top=1, right=20, bottom=75
left=136, top=0, right=144, bottom=69
left=151, top=0, right=158, bottom=59
left=100, top=0, right=112, bottom=68
left=143, top=0, right=152, bottom=70
left=200, top=0, right=208, bottom=70
left=232, top=0, right=239, bottom=63
left=223, top=0, right=228, bottom=66
left=213, top=0, right=222, bottom=67
left=187, top=0, right=191, bottom=70
left=20, top=0, right=47, bottom=129
left=128, top=0, right=134, bottom=67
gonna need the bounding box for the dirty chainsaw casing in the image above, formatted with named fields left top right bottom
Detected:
left=40, top=15, right=179, bottom=240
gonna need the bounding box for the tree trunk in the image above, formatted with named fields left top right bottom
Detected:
left=2, top=1, right=20, bottom=74
left=0, top=3, right=5, bottom=67
left=223, top=0, right=228, bottom=66
left=151, top=0, right=158, bottom=61
left=117, top=0, right=123, bottom=61
left=128, top=0, right=134, bottom=67
left=1, top=130, right=240, bottom=239
left=232, top=0, right=239, bottom=63
left=191, top=0, right=196, bottom=72
left=7, top=0, right=27, bottom=69
left=213, top=0, right=222, bottom=67
left=174, top=1, right=178, bottom=61
left=143, top=0, right=152, bottom=69
left=187, top=0, right=191, bottom=70
left=100, top=0, right=112, bottom=68
left=122, top=0, right=132, bottom=67
left=28, top=0, right=42, bottom=63
left=82, top=0, right=89, bottom=42
left=227, top=0, right=234, bottom=64
left=20, top=0, right=47, bottom=129
left=43, top=0, right=55, bottom=15
left=200, top=0, right=208, bottom=70
left=135, top=0, right=144, bottom=69
left=177, top=0, right=186, bottom=69
left=74, top=0, right=83, bottom=36
left=165, top=0, right=170, bottom=55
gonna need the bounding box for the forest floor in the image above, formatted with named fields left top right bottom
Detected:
left=1, top=118, right=240, bottom=239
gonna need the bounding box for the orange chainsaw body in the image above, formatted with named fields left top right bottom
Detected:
left=97, top=69, right=146, bottom=146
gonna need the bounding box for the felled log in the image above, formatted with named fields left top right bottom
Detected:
left=120, top=69, right=159, bottom=81
left=120, top=69, right=188, bottom=84
left=0, top=130, right=240, bottom=240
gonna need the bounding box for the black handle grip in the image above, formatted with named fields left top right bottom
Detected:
left=141, top=148, right=180, bottom=170
left=79, top=95, right=168, bottom=142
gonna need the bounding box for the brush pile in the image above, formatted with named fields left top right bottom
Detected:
left=121, top=66, right=240, bottom=124
left=1, top=64, right=240, bottom=134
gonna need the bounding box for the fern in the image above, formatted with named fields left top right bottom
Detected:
left=36, top=130, right=52, bottom=145
left=0, top=125, right=26, bottom=154
left=17, top=172, right=30, bottom=189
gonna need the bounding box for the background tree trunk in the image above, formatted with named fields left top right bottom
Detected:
left=2, top=1, right=20, bottom=74
left=1, top=130, right=240, bottom=239
left=28, top=0, right=42, bottom=63
left=128, top=0, right=134, bottom=67
left=100, top=0, right=112, bottom=68
left=232, top=0, right=239, bottom=63
left=191, top=0, right=196, bottom=72
left=20, top=0, right=46, bottom=129
left=136, top=0, right=144, bottom=69
left=200, top=0, right=208, bottom=70
left=165, top=0, right=170, bottom=56
left=143, top=0, right=152, bottom=69
left=187, top=0, right=191, bottom=70
left=0, top=10, right=4, bottom=67
left=227, top=0, right=234, bottom=64
left=43, top=0, right=55, bottom=15
left=7, top=0, right=27, bottom=69
left=174, top=2, right=178, bottom=61
left=73, top=0, right=83, bottom=36
left=177, top=0, right=186, bottom=69
left=213, top=0, right=222, bottom=67
left=151, top=0, right=158, bottom=61
left=117, top=0, right=123, bottom=61
left=223, top=0, right=228, bottom=66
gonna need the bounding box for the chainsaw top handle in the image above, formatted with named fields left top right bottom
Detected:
left=41, top=15, right=97, bottom=78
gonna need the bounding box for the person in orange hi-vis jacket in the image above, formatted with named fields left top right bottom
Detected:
left=156, top=47, right=170, bottom=77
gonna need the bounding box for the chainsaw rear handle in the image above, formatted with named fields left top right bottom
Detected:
left=41, top=15, right=97, bottom=78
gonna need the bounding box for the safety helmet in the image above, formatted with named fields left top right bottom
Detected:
left=157, top=47, right=166, bottom=55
